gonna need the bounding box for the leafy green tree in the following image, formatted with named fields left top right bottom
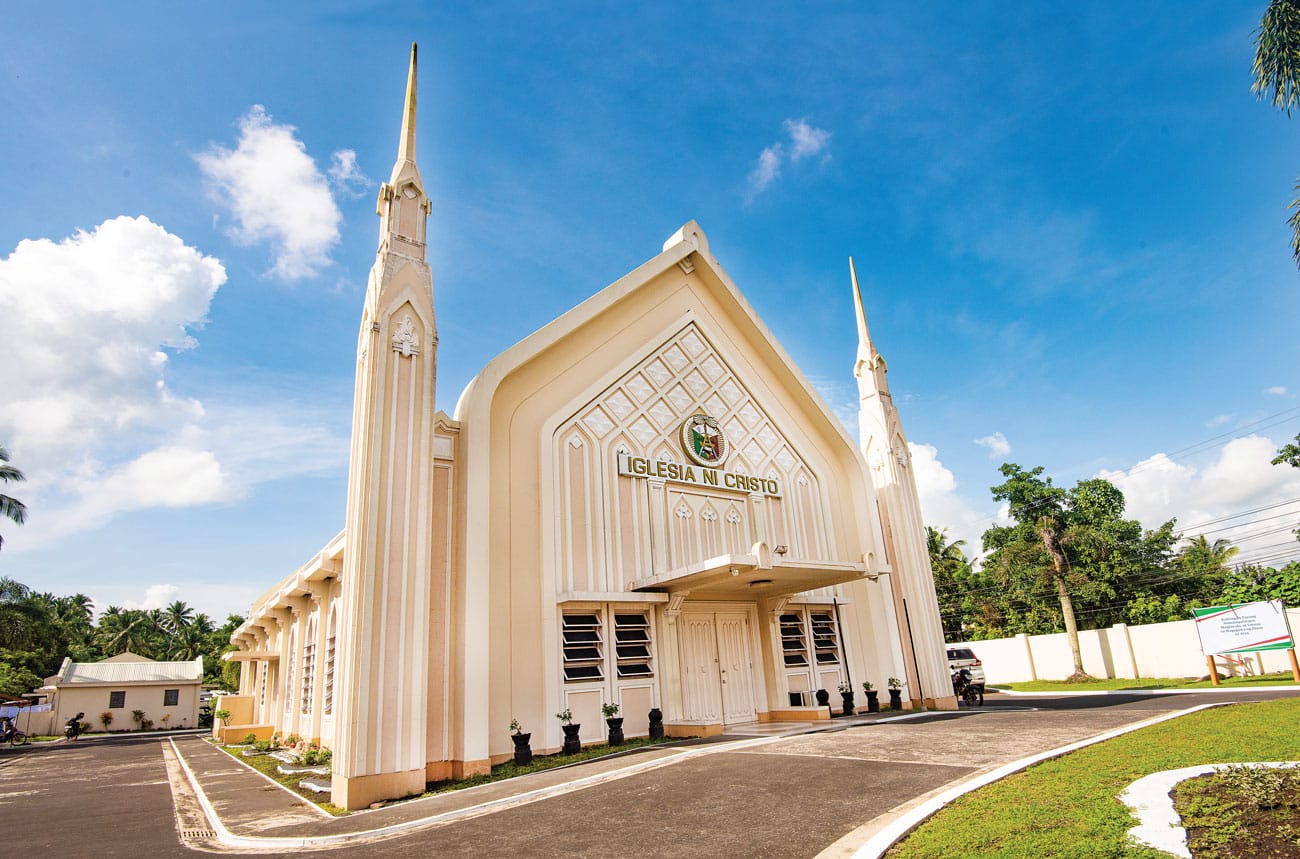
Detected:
left=1254, top=0, right=1300, bottom=266
left=0, top=446, right=26, bottom=552
left=1222, top=561, right=1300, bottom=606
left=926, top=526, right=974, bottom=641
left=1273, top=432, right=1300, bottom=469
left=982, top=466, right=1175, bottom=679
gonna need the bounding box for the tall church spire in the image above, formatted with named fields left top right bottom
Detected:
left=850, top=256, right=876, bottom=366
left=397, top=42, right=418, bottom=166
left=851, top=255, right=954, bottom=711
left=850, top=256, right=889, bottom=400
left=333, top=43, right=439, bottom=810
left=376, top=42, right=429, bottom=255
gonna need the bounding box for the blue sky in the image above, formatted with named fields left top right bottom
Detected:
left=2, top=2, right=1298, bottom=620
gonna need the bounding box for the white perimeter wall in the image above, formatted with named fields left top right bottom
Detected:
left=951, top=609, right=1300, bottom=683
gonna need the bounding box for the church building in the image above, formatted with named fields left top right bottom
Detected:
left=222, top=44, right=955, bottom=810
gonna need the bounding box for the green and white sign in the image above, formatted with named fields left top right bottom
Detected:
left=1192, top=600, right=1294, bottom=656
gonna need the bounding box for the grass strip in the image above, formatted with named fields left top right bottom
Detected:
left=215, top=735, right=689, bottom=814
left=887, top=698, right=1300, bottom=858
left=994, top=672, right=1299, bottom=693
left=420, top=736, right=688, bottom=797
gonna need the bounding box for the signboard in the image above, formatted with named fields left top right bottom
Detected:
left=1192, top=600, right=1294, bottom=656
left=616, top=452, right=781, bottom=497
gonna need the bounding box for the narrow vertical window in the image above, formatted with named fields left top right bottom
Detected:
left=614, top=613, right=654, bottom=678
left=810, top=611, right=841, bottom=665
left=562, top=612, right=603, bottom=681
left=779, top=613, right=809, bottom=666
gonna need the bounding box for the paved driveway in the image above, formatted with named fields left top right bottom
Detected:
left=2, top=690, right=1294, bottom=858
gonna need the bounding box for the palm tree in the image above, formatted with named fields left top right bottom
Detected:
left=926, top=526, right=967, bottom=568
left=0, top=446, right=26, bottom=552
left=1253, top=1, right=1300, bottom=267
left=162, top=600, right=194, bottom=635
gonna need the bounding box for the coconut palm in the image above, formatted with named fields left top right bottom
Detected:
left=0, top=445, right=26, bottom=552
left=1253, top=1, right=1300, bottom=267
left=162, top=600, right=195, bottom=635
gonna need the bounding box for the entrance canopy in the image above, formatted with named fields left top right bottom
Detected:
left=627, top=549, right=868, bottom=600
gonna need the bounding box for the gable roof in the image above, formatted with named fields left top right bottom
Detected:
left=48, top=656, right=203, bottom=686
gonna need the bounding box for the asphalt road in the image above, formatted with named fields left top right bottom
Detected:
left=2, top=690, right=1295, bottom=858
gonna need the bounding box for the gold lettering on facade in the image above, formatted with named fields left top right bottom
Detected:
left=616, top=452, right=781, bottom=497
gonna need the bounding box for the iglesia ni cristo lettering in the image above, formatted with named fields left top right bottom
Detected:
left=221, top=45, right=956, bottom=810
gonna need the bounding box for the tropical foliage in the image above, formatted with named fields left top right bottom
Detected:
left=0, top=577, right=242, bottom=697
left=930, top=464, right=1299, bottom=650
left=0, top=446, right=26, bottom=552
left=1253, top=0, right=1300, bottom=267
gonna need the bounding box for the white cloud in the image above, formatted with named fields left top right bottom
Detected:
left=910, top=442, right=1002, bottom=560
left=120, top=583, right=180, bottom=612
left=328, top=149, right=371, bottom=198
left=1205, top=414, right=1232, bottom=428
left=784, top=118, right=831, bottom=163
left=746, top=118, right=832, bottom=199
left=747, top=145, right=783, bottom=198
left=0, top=217, right=349, bottom=550
left=974, top=431, right=1011, bottom=458
left=1265, top=386, right=1288, bottom=396
left=1097, top=435, right=1300, bottom=568
left=197, top=105, right=342, bottom=279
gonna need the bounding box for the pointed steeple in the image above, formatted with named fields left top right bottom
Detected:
left=849, top=257, right=873, bottom=360
left=850, top=257, right=885, bottom=378
left=396, top=42, right=418, bottom=166
left=376, top=42, right=429, bottom=253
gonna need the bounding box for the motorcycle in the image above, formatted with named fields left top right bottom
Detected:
left=951, top=667, right=982, bottom=707
left=0, top=718, right=27, bottom=746
left=64, top=713, right=85, bottom=741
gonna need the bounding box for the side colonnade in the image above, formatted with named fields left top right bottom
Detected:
left=217, top=533, right=344, bottom=745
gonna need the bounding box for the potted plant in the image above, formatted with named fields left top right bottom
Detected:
left=887, top=677, right=904, bottom=710
left=648, top=707, right=664, bottom=740
left=837, top=680, right=855, bottom=716
left=556, top=709, right=581, bottom=755
left=509, top=718, right=532, bottom=765
left=601, top=702, right=624, bottom=745
left=862, top=680, right=879, bottom=713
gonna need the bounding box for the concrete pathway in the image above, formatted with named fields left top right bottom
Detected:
left=2, top=689, right=1295, bottom=857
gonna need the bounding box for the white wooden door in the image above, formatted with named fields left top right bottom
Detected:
left=716, top=611, right=757, bottom=723
left=679, top=614, right=723, bottom=722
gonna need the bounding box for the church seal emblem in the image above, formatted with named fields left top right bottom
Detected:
left=681, top=414, right=727, bottom=467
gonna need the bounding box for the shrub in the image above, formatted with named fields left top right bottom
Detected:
left=100, top=711, right=113, bottom=729
left=241, top=732, right=258, bottom=745
left=131, top=709, right=145, bottom=727
left=1219, top=764, right=1298, bottom=810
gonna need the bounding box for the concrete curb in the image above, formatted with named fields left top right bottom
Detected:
left=843, top=702, right=1229, bottom=859
left=994, top=685, right=1300, bottom=697
left=1120, top=761, right=1300, bottom=858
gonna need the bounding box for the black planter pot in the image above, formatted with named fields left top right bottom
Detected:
left=865, top=690, right=880, bottom=713
left=648, top=708, right=664, bottom=740
left=561, top=723, right=582, bottom=755
left=511, top=732, right=532, bottom=766
left=606, top=717, right=624, bottom=745
left=888, top=689, right=902, bottom=710
left=840, top=691, right=855, bottom=716
left=814, top=689, right=831, bottom=707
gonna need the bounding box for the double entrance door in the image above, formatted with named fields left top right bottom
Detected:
left=679, top=608, right=758, bottom=724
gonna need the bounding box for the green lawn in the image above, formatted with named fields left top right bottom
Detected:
left=887, top=698, right=1300, bottom=858
left=993, top=672, right=1299, bottom=693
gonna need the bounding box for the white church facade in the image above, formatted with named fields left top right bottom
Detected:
left=221, top=45, right=955, bottom=810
